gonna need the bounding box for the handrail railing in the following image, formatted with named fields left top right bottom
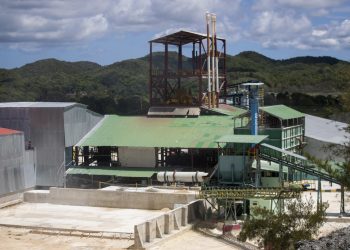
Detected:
left=259, top=143, right=340, bottom=184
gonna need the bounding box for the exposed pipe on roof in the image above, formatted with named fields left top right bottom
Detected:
left=206, top=12, right=211, bottom=108
left=213, top=14, right=219, bottom=107
left=211, top=13, right=216, bottom=107
left=157, top=171, right=208, bottom=183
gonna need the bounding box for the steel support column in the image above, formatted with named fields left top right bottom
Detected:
left=149, top=42, right=153, bottom=105
left=340, top=185, right=345, bottom=215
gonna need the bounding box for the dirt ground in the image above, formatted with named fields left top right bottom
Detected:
left=303, top=191, right=350, bottom=238
left=0, top=226, right=246, bottom=250
left=301, top=191, right=350, bottom=215
left=149, top=230, right=241, bottom=250
left=0, top=226, right=134, bottom=250
left=0, top=191, right=349, bottom=250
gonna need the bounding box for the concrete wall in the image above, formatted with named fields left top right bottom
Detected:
left=134, top=200, right=205, bottom=249
left=119, top=147, right=156, bottom=167
left=0, top=133, right=36, bottom=196
left=24, top=187, right=197, bottom=210
left=304, top=137, right=345, bottom=162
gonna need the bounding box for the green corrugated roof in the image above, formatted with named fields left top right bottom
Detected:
left=260, top=105, right=304, bottom=120
left=66, top=167, right=156, bottom=178
left=217, top=134, right=268, bottom=144
left=210, top=107, right=248, bottom=117
left=77, top=115, right=243, bottom=148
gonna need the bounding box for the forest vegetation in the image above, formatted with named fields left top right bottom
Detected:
left=0, top=51, right=349, bottom=119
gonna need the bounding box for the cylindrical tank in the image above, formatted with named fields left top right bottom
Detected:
left=157, top=171, right=208, bottom=183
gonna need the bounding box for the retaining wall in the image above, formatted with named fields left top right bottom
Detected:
left=24, top=187, right=196, bottom=210
left=134, top=200, right=205, bottom=249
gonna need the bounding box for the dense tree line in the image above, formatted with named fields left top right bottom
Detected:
left=0, top=51, right=349, bottom=116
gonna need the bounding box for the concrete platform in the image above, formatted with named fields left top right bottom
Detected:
left=0, top=202, right=165, bottom=234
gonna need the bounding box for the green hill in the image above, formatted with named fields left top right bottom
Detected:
left=0, top=51, right=349, bottom=115
left=228, top=51, right=350, bottom=93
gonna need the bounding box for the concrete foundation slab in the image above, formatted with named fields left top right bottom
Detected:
left=0, top=203, right=165, bottom=234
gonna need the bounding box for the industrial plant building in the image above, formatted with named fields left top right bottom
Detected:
left=0, top=29, right=346, bottom=197
left=0, top=102, right=102, bottom=187
left=0, top=16, right=348, bottom=249
left=0, top=127, right=35, bottom=196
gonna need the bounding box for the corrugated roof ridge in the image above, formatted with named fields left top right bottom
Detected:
left=75, top=115, right=107, bottom=146
left=0, top=101, right=82, bottom=108
left=0, top=127, right=22, bottom=135
left=260, top=104, right=304, bottom=120
left=305, top=114, right=347, bottom=127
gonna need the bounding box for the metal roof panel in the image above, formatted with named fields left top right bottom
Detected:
left=260, top=105, right=304, bottom=120
left=0, top=102, right=84, bottom=109
left=305, top=114, right=349, bottom=144
left=150, top=30, right=224, bottom=45
left=77, top=115, right=239, bottom=148
left=216, top=134, right=268, bottom=144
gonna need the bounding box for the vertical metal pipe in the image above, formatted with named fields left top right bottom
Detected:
left=317, top=177, right=321, bottom=210
left=192, top=42, right=195, bottom=75
left=223, top=39, right=227, bottom=103
left=340, top=185, right=345, bottom=214
left=255, top=146, right=261, bottom=187
left=74, top=146, right=79, bottom=165
left=215, top=54, right=219, bottom=106
left=83, top=146, right=89, bottom=166
left=164, top=43, right=168, bottom=102
left=211, top=14, right=216, bottom=107
left=212, top=14, right=219, bottom=107
left=199, top=40, right=202, bottom=105
left=250, top=86, right=259, bottom=135
left=279, top=163, right=283, bottom=187
left=206, top=12, right=211, bottom=108
left=149, top=42, right=153, bottom=106
left=178, top=42, right=182, bottom=89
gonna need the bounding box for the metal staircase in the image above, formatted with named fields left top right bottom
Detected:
left=259, top=143, right=345, bottom=214
left=259, top=143, right=340, bottom=184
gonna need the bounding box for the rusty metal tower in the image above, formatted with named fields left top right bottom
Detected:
left=148, top=15, right=227, bottom=108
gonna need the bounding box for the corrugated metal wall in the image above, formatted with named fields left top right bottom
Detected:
left=23, top=149, right=36, bottom=188
left=119, top=147, right=156, bottom=167
left=0, top=108, right=31, bottom=141
left=0, top=104, right=103, bottom=188
left=29, top=108, right=66, bottom=186
left=64, top=107, right=102, bottom=146
left=0, top=133, right=36, bottom=196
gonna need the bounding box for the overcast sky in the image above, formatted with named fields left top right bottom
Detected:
left=0, top=0, right=349, bottom=68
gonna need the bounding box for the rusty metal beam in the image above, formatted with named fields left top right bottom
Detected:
left=149, top=42, right=153, bottom=105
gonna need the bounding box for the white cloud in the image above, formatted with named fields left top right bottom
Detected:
left=253, top=0, right=346, bottom=10
left=278, top=0, right=345, bottom=9
left=248, top=2, right=350, bottom=51
left=77, top=14, right=108, bottom=40
left=312, top=29, right=328, bottom=37
left=153, top=27, right=194, bottom=39
left=0, top=0, right=349, bottom=54
left=0, top=0, right=242, bottom=50
left=252, top=11, right=311, bottom=39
